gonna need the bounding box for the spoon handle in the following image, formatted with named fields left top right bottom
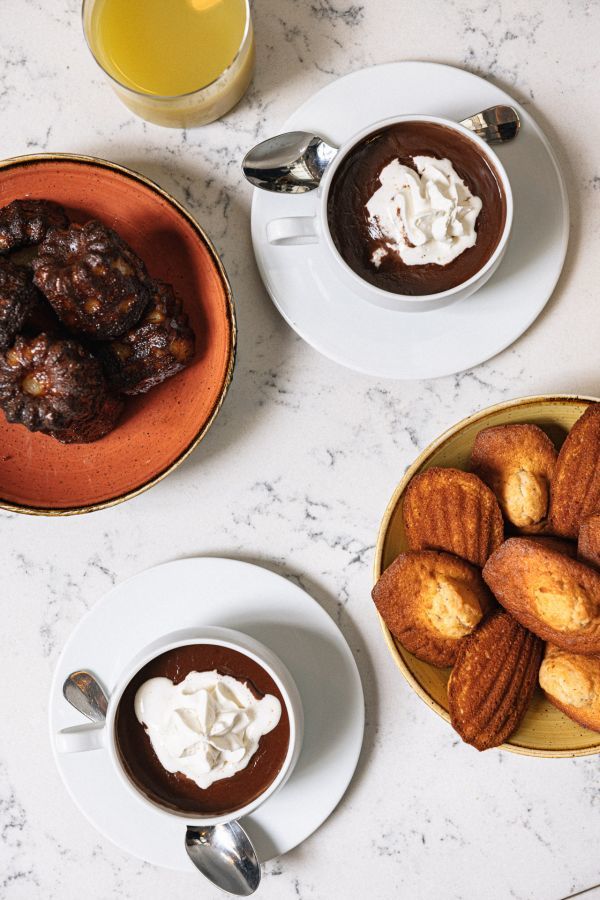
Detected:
left=460, top=105, right=521, bottom=143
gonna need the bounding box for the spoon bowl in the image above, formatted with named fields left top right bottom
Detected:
left=185, top=821, right=261, bottom=896
left=63, top=670, right=108, bottom=723
left=242, top=131, right=337, bottom=193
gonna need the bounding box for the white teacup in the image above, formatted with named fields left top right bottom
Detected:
left=57, top=626, right=304, bottom=826
left=266, top=114, right=514, bottom=313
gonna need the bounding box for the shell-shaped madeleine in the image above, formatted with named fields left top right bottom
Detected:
left=549, top=403, right=600, bottom=539
left=448, top=610, right=543, bottom=750
left=470, top=424, right=557, bottom=532
left=539, top=644, right=600, bottom=733
left=483, top=538, right=600, bottom=654
left=403, top=467, right=504, bottom=567
left=372, top=549, right=495, bottom=667
left=578, top=513, right=600, bottom=570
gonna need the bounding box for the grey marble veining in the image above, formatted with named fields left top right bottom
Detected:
left=1, top=1, right=600, bottom=898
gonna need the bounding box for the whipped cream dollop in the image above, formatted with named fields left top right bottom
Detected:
left=134, top=670, right=282, bottom=790
left=365, top=156, right=482, bottom=268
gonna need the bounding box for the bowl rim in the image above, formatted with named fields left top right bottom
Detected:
left=0, top=152, right=237, bottom=517
left=373, top=393, right=600, bottom=758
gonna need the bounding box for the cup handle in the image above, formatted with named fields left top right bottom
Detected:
left=266, top=216, right=318, bottom=246
left=56, top=723, right=106, bottom=754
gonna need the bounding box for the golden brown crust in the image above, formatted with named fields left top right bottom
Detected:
left=470, top=424, right=557, bottom=532
left=526, top=535, right=577, bottom=558
left=539, top=644, right=600, bottom=733
left=578, top=514, right=600, bottom=570
left=372, top=549, right=495, bottom=667
left=549, top=404, right=600, bottom=538
left=448, top=610, right=543, bottom=750
left=483, top=538, right=600, bottom=654
left=403, top=467, right=504, bottom=567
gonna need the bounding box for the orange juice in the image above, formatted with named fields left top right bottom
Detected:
left=83, top=0, right=254, bottom=127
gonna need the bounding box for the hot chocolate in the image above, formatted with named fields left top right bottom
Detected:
left=115, top=643, right=290, bottom=816
left=327, top=121, right=507, bottom=296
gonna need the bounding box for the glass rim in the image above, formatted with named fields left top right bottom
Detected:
left=81, top=0, right=252, bottom=103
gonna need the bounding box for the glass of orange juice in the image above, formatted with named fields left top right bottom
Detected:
left=82, top=0, right=254, bottom=128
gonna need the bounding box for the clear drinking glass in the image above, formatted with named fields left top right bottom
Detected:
left=82, top=0, right=255, bottom=128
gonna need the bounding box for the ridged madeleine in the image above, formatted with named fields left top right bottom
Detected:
left=403, top=467, right=504, bottom=567
left=483, top=538, right=600, bottom=654
left=372, top=550, right=495, bottom=667
left=448, top=610, right=543, bottom=750
left=578, top=513, right=600, bottom=570
left=549, top=403, right=600, bottom=538
left=470, top=423, right=557, bottom=532
left=539, top=644, right=600, bottom=733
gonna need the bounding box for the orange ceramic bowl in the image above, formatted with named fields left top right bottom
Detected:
left=0, top=154, right=235, bottom=515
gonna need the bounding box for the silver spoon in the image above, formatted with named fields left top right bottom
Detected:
left=242, top=104, right=520, bottom=193
left=186, top=822, right=261, bottom=896
left=242, top=131, right=338, bottom=193
left=62, top=670, right=262, bottom=896
left=63, top=670, right=108, bottom=722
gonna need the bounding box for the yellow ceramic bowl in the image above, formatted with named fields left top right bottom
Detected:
left=374, top=394, right=600, bottom=757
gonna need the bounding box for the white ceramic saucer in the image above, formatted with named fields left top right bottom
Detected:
left=49, top=558, right=364, bottom=870
left=251, top=62, right=569, bottom=379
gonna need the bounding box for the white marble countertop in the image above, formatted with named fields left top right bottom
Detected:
left=1, top=1, right=599, bottom=898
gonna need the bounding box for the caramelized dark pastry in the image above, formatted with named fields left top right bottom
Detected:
left=54, top=394, right=124, bottom=444
left=21, top=289, right=63, bottom=337
left=99, top=281, right=195, bottom=394
left=0, top=258, right=39, bottom=349
left=32, top=221, right=151, bottom=340
left=0, top=199, right=69, bottom=253
left=0, top=333, right=122, bottom=442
